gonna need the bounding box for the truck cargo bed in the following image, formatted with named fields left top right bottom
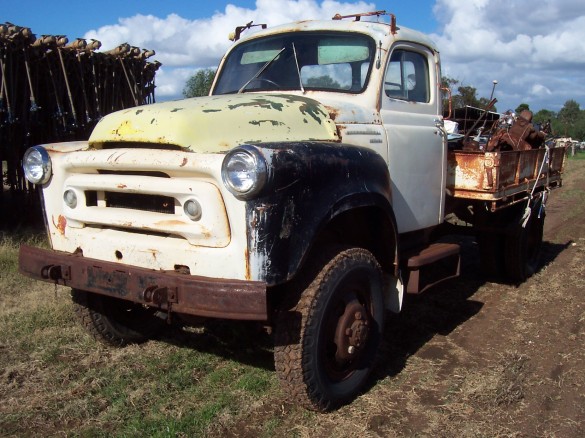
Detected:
left=447, top=147, right=566, bottom=207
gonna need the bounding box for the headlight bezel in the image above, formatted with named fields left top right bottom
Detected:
left=221, top=145, right=268, bottom=200
left=23, top=146, right=52, bottom=185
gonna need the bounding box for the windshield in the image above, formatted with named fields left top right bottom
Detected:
left=213, top=32, right=376, bottom=95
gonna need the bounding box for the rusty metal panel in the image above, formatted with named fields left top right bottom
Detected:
left=447, top=147, right=566, bottom=201
left=89, top=94, right=339, bottom=153
left=19, top=244, right=268, bottom=321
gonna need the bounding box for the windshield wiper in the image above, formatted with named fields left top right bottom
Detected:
left=292, top=43, right=304, bottom=93
left=238, top=47, right=285, bottom=94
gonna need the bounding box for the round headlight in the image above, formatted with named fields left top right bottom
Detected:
left=221, top=145, right=267, bottom=199
left=23, top=146, right=52, bottom=185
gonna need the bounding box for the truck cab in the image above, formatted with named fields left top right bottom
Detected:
left=21, top=11, right=561, bottom=412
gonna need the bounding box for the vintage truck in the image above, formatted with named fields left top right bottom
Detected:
left=19, top=11, right=565, bottom=411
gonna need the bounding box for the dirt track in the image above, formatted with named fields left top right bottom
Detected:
left=2, top=160, right=582, bottom=437
left=220, top=158, right=585, bottom=437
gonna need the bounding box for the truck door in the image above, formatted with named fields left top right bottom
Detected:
left=380, top=44, right=446, bottom=233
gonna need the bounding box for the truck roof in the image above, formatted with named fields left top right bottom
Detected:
left=233, top=16, right=439, bottom=53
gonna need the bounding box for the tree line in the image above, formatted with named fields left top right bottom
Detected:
left=442, top=77, right=584, bottom=141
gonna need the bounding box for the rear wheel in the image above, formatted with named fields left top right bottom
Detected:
left=476, top=209, right=506, bottom=279
left=274, top=247, right=385, bottom=411
left=71, top=289, right=165, bottom=347
left=505, top=199, right=545, bottom=282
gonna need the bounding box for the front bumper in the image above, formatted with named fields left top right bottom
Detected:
left=19, top=245, right=268, bottom=321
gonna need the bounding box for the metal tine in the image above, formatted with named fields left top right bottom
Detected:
left=0, top=21, right=160, bottom=207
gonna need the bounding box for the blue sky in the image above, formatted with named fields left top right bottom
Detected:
left=3, top=0, right=585, bottom=114
left=4, top=1, right=438, bottom=37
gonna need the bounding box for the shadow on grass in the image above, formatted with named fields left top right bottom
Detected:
left=159, top=319, right=276, bottom=372
left=150, top=235, right=572, bottom=379
left=372, top=235, right=571, bottom=382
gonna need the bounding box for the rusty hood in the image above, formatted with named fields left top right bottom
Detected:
left=89, top=94, right=339, bottom=153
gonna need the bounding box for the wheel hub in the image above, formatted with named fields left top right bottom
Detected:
left=334, top=300, right=369, bottom=362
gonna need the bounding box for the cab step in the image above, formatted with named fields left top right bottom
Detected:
left=405, top=243, right=460, bottom=294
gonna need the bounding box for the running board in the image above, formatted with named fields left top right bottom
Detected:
left=405, top=243, right=460, bottom=294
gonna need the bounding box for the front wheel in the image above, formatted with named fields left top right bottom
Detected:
left=71, top=289, right=165, bottom=347
left=274, top=247, right=385, bottom=411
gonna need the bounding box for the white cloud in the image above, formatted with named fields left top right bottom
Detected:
left=432, top=0, right=585, bottom=112
left=84, top=0, right=585, bottom=112
left=85, top=0, right=375, bottom=98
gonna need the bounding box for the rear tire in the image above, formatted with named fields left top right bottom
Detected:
left=72, top=289, right=165, bottom=347
left=476, top=209, right=505, bottom=279
left=273, top=247, right=385, bottom=411
left=505, top=199, right=545, bottom=282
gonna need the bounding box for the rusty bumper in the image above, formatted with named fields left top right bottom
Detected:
left=19, top=245, right=268, bottom=321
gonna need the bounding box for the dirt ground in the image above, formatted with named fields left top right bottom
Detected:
left=1, top=161, right=583, bottom=437
left=215, top=159, right=585, bottom=437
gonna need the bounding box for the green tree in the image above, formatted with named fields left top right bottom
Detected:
left=558, top=99, right=581, bottom=137
left=534, top=108, right=557, bottom=135
left=533, top=109, right=556, bottom=123
left=441, top=76, right=497, bottom=113
left=306, top=75, right=341, bottom=89
left=515, top=103, right=530, bottom=114
left=183, top=69, right=216, bottom=98
left=457, top=85, right=481, bottom=108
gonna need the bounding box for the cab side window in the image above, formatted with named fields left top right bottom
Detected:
left=384, top=50, right=430, bottom=103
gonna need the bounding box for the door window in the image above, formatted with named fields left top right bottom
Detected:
left=384, top=50, right=430, bottom=103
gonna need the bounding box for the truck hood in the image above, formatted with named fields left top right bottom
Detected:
left=89, top=94, right=339, bottom=153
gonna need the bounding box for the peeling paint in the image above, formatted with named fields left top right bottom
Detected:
left=89, top=94, right=337, bottom=153
left=249, top=120, right=285, bottom=127
left=228, top=98, right=284, bottom=112
left=112, top=120, right=141, bottom=137
left=52, top=215, right=67, bottom=235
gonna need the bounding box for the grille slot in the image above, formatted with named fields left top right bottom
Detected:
left=84, top=191, right=175, bottom=214
left=87, top=170, right=175, bottom=214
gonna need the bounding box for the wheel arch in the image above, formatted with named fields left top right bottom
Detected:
left=308, top=193, right=399, bottom=276
left=245, top=141, right=396, bottom=286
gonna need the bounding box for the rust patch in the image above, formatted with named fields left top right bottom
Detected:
left=52, top=215, right=67, bottom=235
left=154, top=220, right=185, bottom=227
left=245, top=248, right=251, bottom=281
left=117, top=184, right=127, bottom=189
left=180, top=157, right=188, bottom=167
left=325, top=105, right=340, bottom=121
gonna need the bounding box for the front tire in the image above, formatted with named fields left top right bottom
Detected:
left=72, top=289, right=165, bottom=347
left=274, top=247, right=385, bottom=411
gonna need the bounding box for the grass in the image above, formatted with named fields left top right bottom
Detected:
left=0, top=230, right=281, bottom=437
left=566, top=150, right=585, bottom=160
left=1, top=159, right=585, bottom=436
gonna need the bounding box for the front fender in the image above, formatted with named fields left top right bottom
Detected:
left=244, top=142, right=394, bottom=285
